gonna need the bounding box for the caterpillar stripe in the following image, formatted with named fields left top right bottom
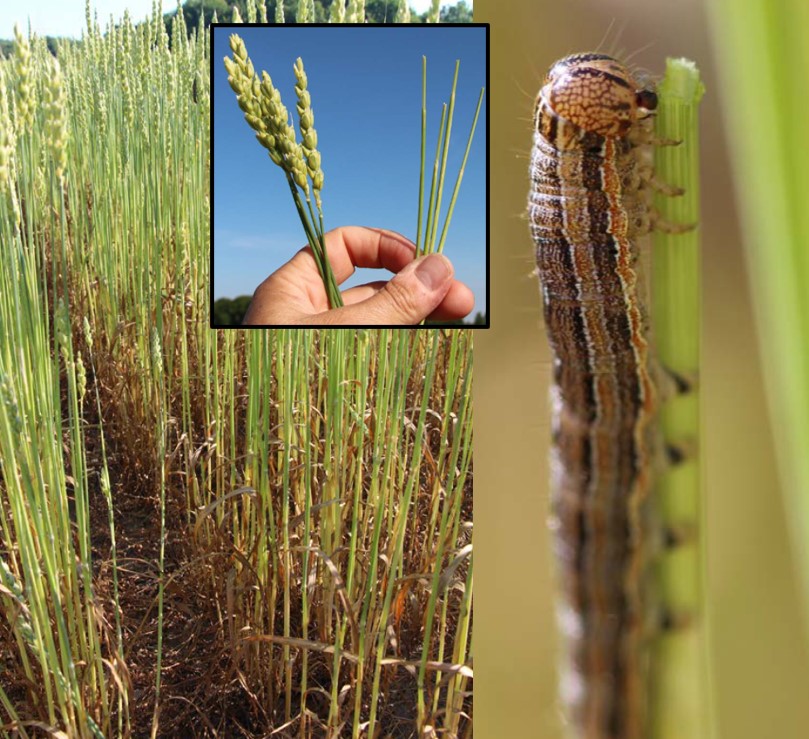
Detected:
left=528, top=52, right=661, bottom=739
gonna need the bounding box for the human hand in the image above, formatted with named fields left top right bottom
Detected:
left=241, top=226, right=475, bottom=326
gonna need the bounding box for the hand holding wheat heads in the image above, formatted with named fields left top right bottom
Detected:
left=241, top=225, right=478, bottom=326
left=223, top=34, right=483, bottom=325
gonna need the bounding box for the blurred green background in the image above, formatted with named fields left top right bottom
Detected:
left=474, top=0, right=809, bottom=737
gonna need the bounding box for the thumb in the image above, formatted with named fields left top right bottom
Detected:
left=341, top=253, right=454, bottom=325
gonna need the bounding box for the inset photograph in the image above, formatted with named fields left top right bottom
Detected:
left=211, top=23, right=488, bottom=327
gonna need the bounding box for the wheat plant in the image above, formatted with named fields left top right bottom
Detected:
left=224, top=34, right=343, bottom=308
left=0, top=5, right=473, bottom=738
left=416, top=56, right=485, bottom=258
left=650, top=58, right=712, bottom=739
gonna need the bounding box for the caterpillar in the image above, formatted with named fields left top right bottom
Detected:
left=528, top=52, right=663, bottom=739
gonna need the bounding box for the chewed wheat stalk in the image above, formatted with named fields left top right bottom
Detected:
left=224, top=34, right=343, bottom=308
left=416, top=56, right=485, bottom=258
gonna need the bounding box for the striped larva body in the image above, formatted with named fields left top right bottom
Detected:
left=528, top=53, right=661, bottom=739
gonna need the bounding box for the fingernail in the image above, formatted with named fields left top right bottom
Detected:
left=415, top=254, right=451, bottom=290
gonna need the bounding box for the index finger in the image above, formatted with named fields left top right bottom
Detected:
left=316, top=227, right=417, bottom=283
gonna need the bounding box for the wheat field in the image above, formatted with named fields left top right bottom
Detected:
left=0, top=5, right=473, bottom=737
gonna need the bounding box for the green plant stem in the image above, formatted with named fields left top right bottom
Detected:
left=650, top=57, right=712, bottom=739
left=285, top=175, right=343, bottom=308
left=305, top=191, right=342, bottom=306
left=429, top=60, right=460, bottom=253
left=436, top=86, right=485, bottom=254
left=707, top=0, right=809, bottom=637
left=416, top=56, right=427, bottom=257
left=423, top=104, right=447, bottom=254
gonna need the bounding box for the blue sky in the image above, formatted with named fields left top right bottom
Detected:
left=212, top=24, right=487, bottom=306
left=0, top=1, right=154, bottom=39
left=0, top=2, right=473, bottom=40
